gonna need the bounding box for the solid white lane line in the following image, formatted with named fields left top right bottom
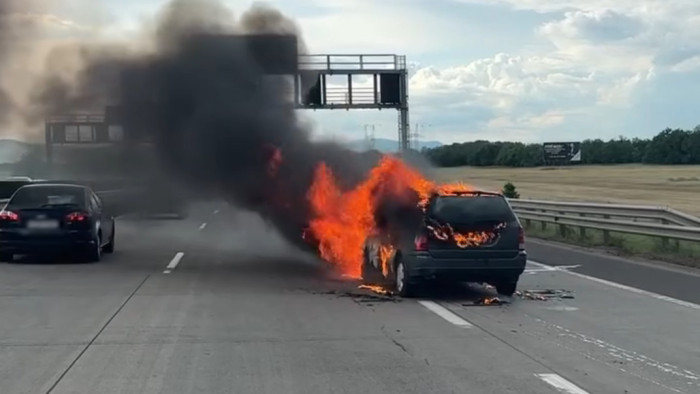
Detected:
left=529, top=260, right=700, bottom=311
left=163, top=252, right=184, bottom=274
left=535, top=374, right=589, bottom=394
left=418, top=300, right=473, bottom=328
left=199, top=222, right=207, bottom=230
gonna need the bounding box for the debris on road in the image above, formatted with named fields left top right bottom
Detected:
left=476, top=297, right=507, bottom=305
left=515, top=289, right=575, bottom=301
left=462, top=296, right=510, bottom=307
left=358, top=284, right=394, bottom=296
left=310, top=288, right=400, bottom=303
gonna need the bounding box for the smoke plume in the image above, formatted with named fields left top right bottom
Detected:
left=5, top=0, right=387, bottom=252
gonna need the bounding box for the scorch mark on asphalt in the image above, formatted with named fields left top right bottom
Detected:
left=418, top=300, right=473, bottom=327
left=163, top=252, right=184, bottom=274
left=528, top=260, right=700, bottom=311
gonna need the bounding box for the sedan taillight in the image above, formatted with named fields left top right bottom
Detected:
left=0, top=210, right=19, bottom=221
left=414, top=234, right=428, bottom=251
left=66, top=211, right=89, bottom=222
left=518, top=227, right=525, bottom=250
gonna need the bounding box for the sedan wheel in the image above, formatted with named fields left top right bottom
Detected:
left=394, top=260, right=415, bottom=297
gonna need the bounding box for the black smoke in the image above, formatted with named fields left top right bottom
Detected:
left=0, top=0, right=19, bottom=124
left=27, top=0, right=385, bottom=251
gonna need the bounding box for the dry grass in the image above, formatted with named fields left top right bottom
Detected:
left=432, top=164, right=700, bottom=215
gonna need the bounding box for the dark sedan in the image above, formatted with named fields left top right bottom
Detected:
left=0, top=183, right=115, bottom=262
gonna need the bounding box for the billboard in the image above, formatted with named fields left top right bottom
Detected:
left=543, top=142, right=581, bottom=162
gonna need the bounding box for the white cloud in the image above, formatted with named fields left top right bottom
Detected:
left=670, top=56, right=700, bottom=73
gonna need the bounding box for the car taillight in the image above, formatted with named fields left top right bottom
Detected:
left=414, top=234, right=428, bottom=251
left=66, top=211, right=89, bottom=222
left=0, top=210, right=19, bottom=221
left=518, top=227, right=525, bottom=250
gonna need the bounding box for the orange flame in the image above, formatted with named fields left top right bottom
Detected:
left=358, top=284, right=393, bottom=295
left=427, top=222, right=505, bottom=248
left=378, top=244, right=394, bottom=277
left=306, top=155, right=480, bottom=278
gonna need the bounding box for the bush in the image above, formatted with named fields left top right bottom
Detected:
left=502, top=182, right=520, bottom=198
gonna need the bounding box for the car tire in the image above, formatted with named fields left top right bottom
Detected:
left=86, top=235, right=102, bottom=263
left=103, top=223, right=115, bottom=254
left=393, top=259, right=415, bottom=298
left=494, top=280, right=518, bottom=297
left=361, top=247, right=384, bottom=285
left=0, top=252, right=13, bottom=262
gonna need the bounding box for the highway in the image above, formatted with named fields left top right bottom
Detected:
left=2, top=202, right=700, bottom=394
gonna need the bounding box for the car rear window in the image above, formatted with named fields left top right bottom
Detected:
left=7, top=187, right=85, bottom=209
left=428, top=195, right=516, bottom=224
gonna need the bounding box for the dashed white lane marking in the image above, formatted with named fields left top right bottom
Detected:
left=213, top=209, right=219, bottom=214
left=199, top=222, right=207, bottom=230
left=418, top=300, right=473, bottom=328
left=163, top=252, right=184, bottom=274
left=528, top=260, right=700, bottom=311
left=535, top=374, right=589, bottom=394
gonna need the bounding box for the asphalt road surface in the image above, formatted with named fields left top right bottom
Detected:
left=2, top=202, right=700, bottom=394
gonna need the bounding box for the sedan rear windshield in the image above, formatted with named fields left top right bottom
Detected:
left=428, top=195, right=516, bottom=225
left=7, top=187, right=85, bottom=209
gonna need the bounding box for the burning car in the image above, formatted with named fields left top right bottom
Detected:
left=361, top=191, right=527, bottom=297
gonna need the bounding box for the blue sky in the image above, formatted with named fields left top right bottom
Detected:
left=15, top=0, right=700, bottom=144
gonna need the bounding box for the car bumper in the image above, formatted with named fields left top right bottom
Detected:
left=0, top=233, right=95, bottom=254
left=404, top=251, right=527, bottom=281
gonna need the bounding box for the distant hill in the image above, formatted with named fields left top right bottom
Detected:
left=0, top=139, right=33, bottom=164
left=345, top=138, right=443, bottom=153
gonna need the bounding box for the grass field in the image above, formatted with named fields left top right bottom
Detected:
left=433, top=164, right=700, bottom=215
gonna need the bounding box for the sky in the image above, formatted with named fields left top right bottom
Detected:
left=17, top=0, right=700, bottom=144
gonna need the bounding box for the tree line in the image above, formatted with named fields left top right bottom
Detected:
left=423, top=127, right=700, bottom=167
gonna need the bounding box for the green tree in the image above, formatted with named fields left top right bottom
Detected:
left=423, top=126, right=700, bottom=167
left=502, top=182, right=520, bottom=198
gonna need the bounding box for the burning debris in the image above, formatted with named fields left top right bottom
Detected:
left=474, top=297, right=507, bottom=306
left=358, top=284, right=394, bottom=296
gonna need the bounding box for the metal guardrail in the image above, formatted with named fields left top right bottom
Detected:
left=509, top=198, right=700, bottom=243
left=298, top=54, right=406, bottom=71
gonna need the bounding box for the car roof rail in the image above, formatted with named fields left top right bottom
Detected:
left=441, top=190, right=503, bottom=197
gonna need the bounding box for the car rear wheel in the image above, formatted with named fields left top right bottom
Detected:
left=393, top=260, right=415, bottom=298
left=86, top=235, right=102, bottom=263
left=0, top=252, right=13, bottom=262
left=103, top=223, right=115, bottom=254
left=494, top=280, right=518, bottom=297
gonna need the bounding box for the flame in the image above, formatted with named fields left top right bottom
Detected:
left=378, top=244, right=394, bottom=277
left=306, top=155, right=482, bottom=278
left=426, top=221, right=506, bottom=248
left=358, top=284, right=393, bottom=295
left=479, top=297, right=504, bottom=305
